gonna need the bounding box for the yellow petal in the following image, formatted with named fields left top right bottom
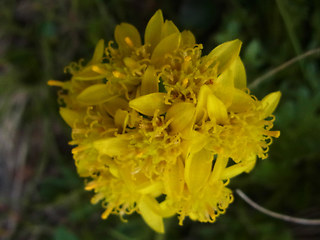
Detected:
left=73, top=67, right=105, bottom=80
left=244, top=156, right=257, bottom=173
left=129, top=92, right=169, bottom=116
left=228, top=88, right=255, bottom=113
left=160, top=20, right=180, bottom=39
left=138, top=196, right=165, bottom=233
left=261, top=91, right=281, bottom=118
left=59, top=108, right=82, bottom=127
left=220, top=163, right=250, bottom=179
left=195, top=85, right=212, bottom=122
left=115, top=23, right=141, bottom=54
left=77, top=84, right=116, bottom=105
left=214, top=69, right=234, bottom=107
left=135, top=174, right=162, bottom=198
left=88, top=39, right=104, bottom=65
left=210, top=156, right=229, bottom=183
left=151, top=33, right=181, bottom=66
left=159, top=200, right=176, bottom=218
left=137, top=181, right=163, bottom=195
left=144, top=10, right=164, bottom=52
left=221, top=155, right=257, bottom=179
left=230, top=56, right=247, bottom=89
left=123, top=57, right=140, bottom=70
left=117, top=165, right=135, bottom=190
left=207, top=94, right=228, bottom=125
left=163, top=158, right=184, bottom=200
left=166, top=102, right=196, bottom=134
left=181, top=30, right=196, bottom=47
left=107, top=160, right=120, bottom=178
left=188, top=131, right=208, bottom=153
left=208, top=39, right=242, bottom=75
left=141, top=66, right=159, bottom=95
left=93, top=137, right=130, bottom=156
left=185, top=148, right=213, bottom=193
left=103, top=97, right=128, bottom=117
left=114, top=109, right=129, bottom=132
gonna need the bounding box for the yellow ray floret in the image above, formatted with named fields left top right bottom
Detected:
left=49, top=9, right=281, bottom=233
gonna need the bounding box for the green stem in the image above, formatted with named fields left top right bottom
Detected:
left=249, top=48, right=320, bottom=89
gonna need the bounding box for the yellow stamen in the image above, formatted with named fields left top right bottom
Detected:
left=101, top=206, right=113, bottom=219
left=268, top=130, right=280, bottom=138
left=71, top=145, right=89, bottom=154
left=68, top=140, right=79, bottom=145
left=85, top=181, right=96, bottom=191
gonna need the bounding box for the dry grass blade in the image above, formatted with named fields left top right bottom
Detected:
left=249, top=48, right=320, bottom=89
left=236, top=189, right=320, bottom=225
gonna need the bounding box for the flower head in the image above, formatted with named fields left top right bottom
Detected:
left=49, top=10, right=281, bottom=233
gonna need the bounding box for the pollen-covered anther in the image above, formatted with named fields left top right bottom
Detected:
left=112, top=70, right=126, bottom=78
left=92, top=65, right=108, bottom=74
left=182, top=78, right=189, bottom=88
left=124, top=37, right=134, bottom=47
left=184, top=56, right=191, bottom=62
left=136, top=151, right=144, bottom=158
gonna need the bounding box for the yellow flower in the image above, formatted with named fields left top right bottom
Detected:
left=49, top=10, right=281, bottom=233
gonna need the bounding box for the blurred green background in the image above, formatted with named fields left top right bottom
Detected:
left=1, top=0, right=320, bottom=239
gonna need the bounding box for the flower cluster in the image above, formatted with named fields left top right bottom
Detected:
left=49, top=10, right=281, bottom=233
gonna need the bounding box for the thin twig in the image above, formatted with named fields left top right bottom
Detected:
left=236, top=189, right=320, bottom=225
left=249, top=48, right=320, bottom=89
